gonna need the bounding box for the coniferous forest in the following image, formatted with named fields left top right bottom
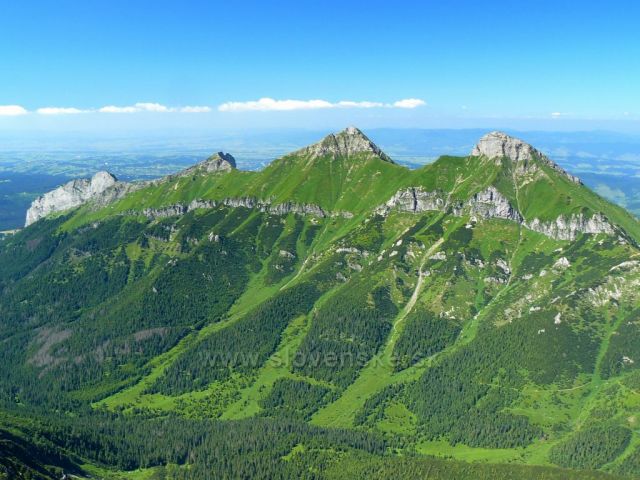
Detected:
left=2, top=128, right=640, bottom=480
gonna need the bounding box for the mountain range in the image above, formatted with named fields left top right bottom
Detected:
left=2, top=127, right=640, bottom=479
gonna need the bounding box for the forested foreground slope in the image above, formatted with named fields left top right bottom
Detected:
left=2, top=128, right=640, bottom=478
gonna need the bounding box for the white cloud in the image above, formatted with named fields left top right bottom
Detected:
left=0, top=102, right=214, bottom=116
left=336, top=101, right=384, bottom=108
left=36, top=107, right=87, bottom=115
left=0, top=105, right=28, bottom=116
left=218, top=97, right=427, bottom=112
left=99, top=105, right=140, bottom=113
left=97, top=103, right=212, bottom=113
left=135, top=102, right=171, bottom=112
left=99, top=102, right=174, bottom=113
left=219, top=98, right=333, bottom=112
left=551, top=112, right=565, bottom=117
left=2, top=98, right=427, bottom=116
left=179, top=105, right=212, bottom=113
left=393, top=98, right=426, bottom=109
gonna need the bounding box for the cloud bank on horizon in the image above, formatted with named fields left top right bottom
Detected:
left=29, top=103, right=214, bottom=115
left=217, top=97, right=426, bottom=112
left=0, top=105, right=29, bottom=116
left=1, top=103, right=214, bottom=116
left=0, top=98, right=426, bottom=116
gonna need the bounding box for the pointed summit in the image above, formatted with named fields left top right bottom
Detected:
left=471, top=131, right=581, bottom=184
left=200, top=152, right=236, bottom=172
left=178, top=152, right=236, bottom=177
left=297, top=126, right=394, bottom=163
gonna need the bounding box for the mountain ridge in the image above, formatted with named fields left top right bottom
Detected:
left=26, top=128, right=640, bottom=244
left=4, top=127, right=640, bottom=478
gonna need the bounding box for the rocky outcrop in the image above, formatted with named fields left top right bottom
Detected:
left=141, top=204, right=189, bottom=219
left=26, top=171, right=120, bottom=226
left=295, top=126, right=394, bottom=162
left=209, top=197, right=333, bottom=217
left=94, top=181, right=146, bottom=207
left=264, top=201, right=329, bottom=217
left=378, top=186, right=520, bottom=222
left=454, top=186, right=522, bottom=222
left=376, top=187, right=446, bottom=215
left=377, top=185, right=616, bottom=241
left=174, top=152, right=236, bottom=177
left=25, top=151, right=237, bottom=227
left=137, top=197, right=353, bottom=221
left=472, top=131, right=541, bottom=164
left=525, top=213, right=616, bottom=241
left=471, top=131, right=581, bottom=184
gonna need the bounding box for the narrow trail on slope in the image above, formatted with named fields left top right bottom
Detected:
left=311, top=237, right=444, bottom=428
left=510, top=156, right=524, bottom=282
left=391, top=238, right=444, bottom=337
left=281, top=253, right=313, bottom=291
left=575, top=309, right=628, bottom=429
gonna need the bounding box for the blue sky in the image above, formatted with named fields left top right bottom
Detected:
left=1, top=0, right=639, bottom=132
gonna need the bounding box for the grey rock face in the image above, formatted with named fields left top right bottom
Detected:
left=377, top=185, right=615, bottom=241
left=25, top=150, right=237, bottom=227
left=296, top=126, right=394, bottom=162
left=94, top=181, right=145, bottom=207
left=472, top=131, right=541, bottom=164
left=456, top=186, right=522, bottom=222
left=136, top=197, right=352, bottom=221
left=218, top=197, right=331, bottom=217
left=525, top=213, right=616, bottom=241
left=376, top=187, right=446, bottom=215
left=471, top=131, right=581, bottom=184
left=176, top=152, right=236, bottom=177
left=26, top=172, right=119, bottom=226
left=141, top=204, right=189, bottom=219
left=377, top=186, right=519, bottom=222
left=266, top=201, right=327, bottom=217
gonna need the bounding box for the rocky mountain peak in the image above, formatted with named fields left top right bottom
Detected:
left=90, top=171, right=119, bottom=192
left=471, top=131, right=541, bottom=164
left=201, top=152, right=236, bottom=171
left=196, top=152, right=236, bottom=172
left=180, top=152, right=236, bottom=176
left=25, top=171, right=119, bottom=226
left=298, top=126, right=394, bottom=163
left=342, top=126, right=365, bottom=136
left=471, top=131, right=581, bottom=184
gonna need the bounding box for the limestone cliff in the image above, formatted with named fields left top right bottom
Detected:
left=25, top=172, right=120, bottom=226
left=25, top=152, right=237, bottom=226
left=472, top=131, right=581, bottom=184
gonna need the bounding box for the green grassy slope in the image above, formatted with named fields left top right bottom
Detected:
left=2, top=128, right=640, bottom=479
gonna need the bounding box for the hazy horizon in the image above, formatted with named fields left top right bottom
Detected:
left=2, top=1, right=640, bottom=133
